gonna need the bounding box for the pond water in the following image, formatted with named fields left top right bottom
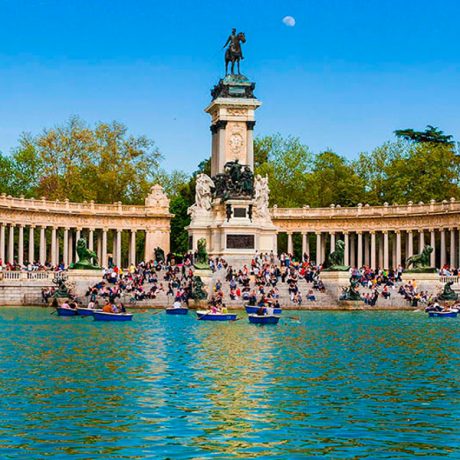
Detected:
left=0, top=308, right=459, bottom=459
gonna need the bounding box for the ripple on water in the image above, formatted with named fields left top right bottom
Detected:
left=0, top=308, right=459, bottom=458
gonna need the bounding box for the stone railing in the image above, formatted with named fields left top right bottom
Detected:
left=439, top=275, right=459, bottom=284
left=0, top=192, right=169, bottom=217
left=0, top=271, right=55, bottom=282
left=271, top=198, right=460, bottom=220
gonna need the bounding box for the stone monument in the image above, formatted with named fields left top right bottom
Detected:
left=187, top=29, right=277, bottom=265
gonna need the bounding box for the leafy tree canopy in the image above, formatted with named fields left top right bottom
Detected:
left=394, top=125, right=454, bottom=145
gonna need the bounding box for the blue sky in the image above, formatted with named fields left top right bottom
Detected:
left=1, top=0, right=459, bottom=173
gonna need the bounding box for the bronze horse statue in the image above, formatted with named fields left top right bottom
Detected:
left=225, top=32, right=246, bottom=75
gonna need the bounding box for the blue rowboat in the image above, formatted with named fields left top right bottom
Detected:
left=166, top=307, right=189, bottom=315
left=196, top=310, right=237, bottom=321
left=248, top=314, right=280, bottom=325
left=93, top=311, right=133, bottom=321
left=245, top=305, right=282, bottom=315
left=77, top=307, right=95, bottom=316
left=428, top=311, right=458, bottom=318
left=56, top=307, right=77, bottom=317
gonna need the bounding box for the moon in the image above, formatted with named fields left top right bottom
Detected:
left=282, top=16, right=296, bottom=27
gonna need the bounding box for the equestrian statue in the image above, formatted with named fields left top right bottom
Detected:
left=223, top=28, right=246, bottom=75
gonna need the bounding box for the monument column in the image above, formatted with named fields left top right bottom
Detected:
left=51, top=227, right=57, bottom=266
left=97, top=232, right=102, bottom=264
left=396, top=230, right=402, bottom=267
left=301, top=232, right=308, bottom=257
left=316, top=232, right=321, bottom=264
left=364, top=233, right=370, bottom=266
left=8, top=224, right=15, bottom=264
left=440, top=229, right=446, bottom=267
left=63, top=228, right=69, bottom=266
left=88, top=228, right=94, bottom=252
left=116, top=230, right=122, bottom=267
left=18, top=224, right=24, bottom=266
left=28, top=225, right=35, bottom=264
left=130, top=230, right=136, bottom=265
left=102, top=229, right=108, bottom=268
left=287, top=232, right=293, bottom=255
left=329, top=232, right=335, bottom=253
left=39, top=226, right=46, bottom=264
left=357, top=232, right=363, bottom=267
left=450, top=228, right=456, bottom=267
left=75, top=228, right=81, bottom=261
left=68, top=230, right=73, bottom=264
left=383, top=230, right=389, bottom=270
left=430, top=229, right=436, bottom=267
left=419, top=230, right=425, bottom=252
left=407, top=230, right=413, bottom=259
left=344, top=232, right=349, bottom=266
left=0, top=224, right=5, bottom=263
left=370, top=231, right=376, bottom=269
left=246, top=121, right=255, bottom=170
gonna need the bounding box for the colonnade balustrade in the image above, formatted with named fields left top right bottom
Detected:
left=0, top=224, right=144, bottom=268
left=281, top=228, right=460, bottom=270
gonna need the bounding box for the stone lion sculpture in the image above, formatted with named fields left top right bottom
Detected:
left=196, top=238, right=208, bottom=265
left=406, top=245, right=433, bottom=270
left=69, top=238, right=100, bottom=270
left=323, top=240, right=349, bottom=271
left=154, top=247, right=165, bottom=263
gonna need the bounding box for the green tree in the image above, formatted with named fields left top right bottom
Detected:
left=307, top=151, right=366, bottom=207
left=394, top=125, right=454, bottom=145
left=254, top=134, right=312, bottom=207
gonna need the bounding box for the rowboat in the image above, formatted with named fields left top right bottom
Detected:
left=93, top=311, right=133, bottom=321
left=428, top=311, right=458, bottom=318
left=196, top=310, right=237, bottom=321
left=166, top=307, right=189, bottom=315
left=56, top=307, right=77, bottom=317
left=77, top=307, right=95, bottom=316
left=248, top=314, right=280, bottom=325
left=245, top=305, right=282, bottom=315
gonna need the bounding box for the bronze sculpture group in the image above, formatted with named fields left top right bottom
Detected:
left=224, top=28, right=246, bottom=75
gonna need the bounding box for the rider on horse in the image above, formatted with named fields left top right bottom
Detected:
left=223, top=28, right=244, bottom=60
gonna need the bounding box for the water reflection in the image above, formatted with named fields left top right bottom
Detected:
left=0, top=308, right=458, bottom=458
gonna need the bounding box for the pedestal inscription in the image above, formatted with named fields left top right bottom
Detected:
left=227, top=234, right=255, bottom=249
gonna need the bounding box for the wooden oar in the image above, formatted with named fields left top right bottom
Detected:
left=285, top=315, right=300, bottom=321
left=50, top=310, right=56, bottom=315
left=197, top=311, right=212, bottom=320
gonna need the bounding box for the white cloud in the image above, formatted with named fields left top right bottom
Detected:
left=282, top=16, right=296, bottom=27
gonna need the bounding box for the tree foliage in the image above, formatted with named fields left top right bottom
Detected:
left=394, top=125, right=454, bottom=145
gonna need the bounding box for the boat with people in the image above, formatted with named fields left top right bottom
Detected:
left=428, top=310, right=458, bottom=318
left=196, top=310, right=237, bottom=321
left=166, top=300, right=189, bottom=315
left=245, top=304, right=282, bottom=315
left=56, top=306, right=77, bottom=317
left=76, top=307, right=95, bottom=316
left=248, top=314, right=280, bottom=325
left=93, top=311, right=133, bottom=321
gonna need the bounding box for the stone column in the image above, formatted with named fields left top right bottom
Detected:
left=287, top=232, right=293, bottom=255
left=8, top=224, right=15, bottom=264
left=129, top=230, right=136, bottom=265
left=63, top=228, right=69, bottom=266
left=430, top=229, right=436, bottom=267
left=419, top=230, right=425, bottom=252
left=396, top=230, right=402, bottom=268
left=56, top=235, right=60, bottom=265
left=68, top=230, right=73, bottom=264
left=28, top=225, right=35, bottom=264
left=321, top=234, right=327, bottom=263
left=440, top=229, right=446, bottom=267
left=75, top=229, right=81, bottom=261
left=364, top=233, right=370, bottom=266
left=316, top=232, right=322, bottom=264
left=357, top=232, right=363, bottom=267
left=383, top=230, right=389, bottom=270
left=39, top=226, right=46, bottom=264
left=301, top=232, right=308, bottom=257
left=116, top=230, right=122, bottom=267
left=407, top=230, right=413, bottom=259
left=112, top=231, right=117, bottom=264
left=350, top=233, right=356, bottom=267
left=450, top=228, right=456, bottom=268
left=97, top=232, right=102, bottom=264
left=51, top=227, right=57, bottom=266
left=18, top=224, right=24, bottom=266
left=370, top=231, right=376, bottom=269
left=378, top=233, right=384, bottom=268
left=0, top=224, right=5, bottom=263
left=330, top=232, right=336, bottom=254
left=391, top=233, right=397, bottom=269
left=88, top=228, right=94, bottom=252
left=102, top=229, right=108, bottom=268
left=344, top=232, right=349, bottom=266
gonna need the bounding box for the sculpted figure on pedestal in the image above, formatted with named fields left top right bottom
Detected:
left=405, top=245, right=435, bottom=272
left=253, top=174, right=270, bottom=218
left=188, top=174, right=215, bottom=217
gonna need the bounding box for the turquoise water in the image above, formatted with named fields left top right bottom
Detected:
left=0, top=308, right=459, bottom=459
